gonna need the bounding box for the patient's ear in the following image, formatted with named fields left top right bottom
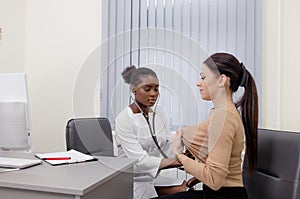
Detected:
left=218, top=74, right=228, bottom=87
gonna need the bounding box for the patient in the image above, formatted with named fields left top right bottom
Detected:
left=157, top=52, right=258, bottom=199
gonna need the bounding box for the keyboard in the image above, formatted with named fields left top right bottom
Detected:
left=0, top=157, right=42, bottom=169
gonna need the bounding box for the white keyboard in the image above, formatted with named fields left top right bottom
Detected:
left=0, top=157, right=42, bottom=169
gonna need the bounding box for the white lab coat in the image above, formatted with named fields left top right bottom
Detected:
left=115, top=106, right=183, bottom=199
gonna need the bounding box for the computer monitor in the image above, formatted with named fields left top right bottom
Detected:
left=0, top=73, right=31, bottom=152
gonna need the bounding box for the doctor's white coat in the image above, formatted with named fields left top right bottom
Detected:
left=115, top=106, right=183, bottom=199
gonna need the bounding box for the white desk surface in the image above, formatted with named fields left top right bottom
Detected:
left=0, top=151, right=137, bottom=196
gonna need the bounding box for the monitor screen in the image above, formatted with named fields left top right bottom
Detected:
left=0, top=102, right=31, bottom=151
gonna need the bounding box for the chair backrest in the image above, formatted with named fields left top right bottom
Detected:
left=66, top=118, right=114, bottom=157
left=243, top=128, right=300, bottom=199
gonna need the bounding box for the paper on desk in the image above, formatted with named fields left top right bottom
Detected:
left=35, top=149, right=96, bottom=166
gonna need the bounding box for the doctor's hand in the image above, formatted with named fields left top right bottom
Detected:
left=172, top=129, right=184, bottom=156
left=187, top=177, right=201, bottom=188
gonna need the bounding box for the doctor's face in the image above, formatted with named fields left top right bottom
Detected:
left=134, top=75, right=159, bottom=107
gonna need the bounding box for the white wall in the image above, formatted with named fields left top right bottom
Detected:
left=280, top=0, right=300, bottom=131
left=1, top=0, right=102, bottom=153
left=1, top=0, right=300, bottom=152
left=24, top=0, right=102, bottom=152
left=262, top=0, right=300, bottom=132
left=0, top=0, right=25, bottom=72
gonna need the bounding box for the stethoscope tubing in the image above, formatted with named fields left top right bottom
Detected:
left=131, top=94, right=168, bottom=158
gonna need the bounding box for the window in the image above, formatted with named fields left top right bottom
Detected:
left=100, top=0, right=262, bottom=129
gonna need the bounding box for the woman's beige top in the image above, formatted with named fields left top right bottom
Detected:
left=181, top=102, right=245, bottom=190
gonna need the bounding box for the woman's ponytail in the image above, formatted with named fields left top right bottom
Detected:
left=236, top=70, right=258, bottom=174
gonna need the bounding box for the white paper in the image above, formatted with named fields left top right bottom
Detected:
left=35, top=149, right=95, bottom=166
left=153, top=175, right=184, bottom=187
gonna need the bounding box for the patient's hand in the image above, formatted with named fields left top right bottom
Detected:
left=186, top=177, right=200, bottom=188
left=172, top=130, right=184, bottom=155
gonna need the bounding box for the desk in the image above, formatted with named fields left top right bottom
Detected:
left=0, top=151, right=137, bottom=199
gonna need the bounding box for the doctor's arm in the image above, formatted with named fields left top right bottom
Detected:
left=158, top=110, right=182, bottom=169
left=160, top=158, right=182, bottom=170
left=115, top=116, right=166, bottom=177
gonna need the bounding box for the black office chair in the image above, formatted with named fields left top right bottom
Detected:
left=243, top=128, right=300, bottom=199
left=66, top=118, right=114, bottom=157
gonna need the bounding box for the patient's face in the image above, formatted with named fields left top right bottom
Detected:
left=197, top=64, right=219, bottom=101
left=135, top=75, right=159, bottom=107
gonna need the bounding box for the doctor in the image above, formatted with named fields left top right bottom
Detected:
left=115, top=66, right=186, bottom=199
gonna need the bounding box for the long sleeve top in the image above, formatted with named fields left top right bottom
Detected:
left=181, top=102, right=245, bottom=190
left=115, top=106, right=174, bottom=178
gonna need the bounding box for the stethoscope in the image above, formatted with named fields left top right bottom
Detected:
left=130, top=93, right=168, bottom=158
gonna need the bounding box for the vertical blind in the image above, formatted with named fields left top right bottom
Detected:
left=100, top=0, right=262, bottom=129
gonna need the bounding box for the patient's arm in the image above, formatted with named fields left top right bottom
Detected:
left=184, top=150, right=200, bottom=188
left=159, top=149, right=195, bottom=170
